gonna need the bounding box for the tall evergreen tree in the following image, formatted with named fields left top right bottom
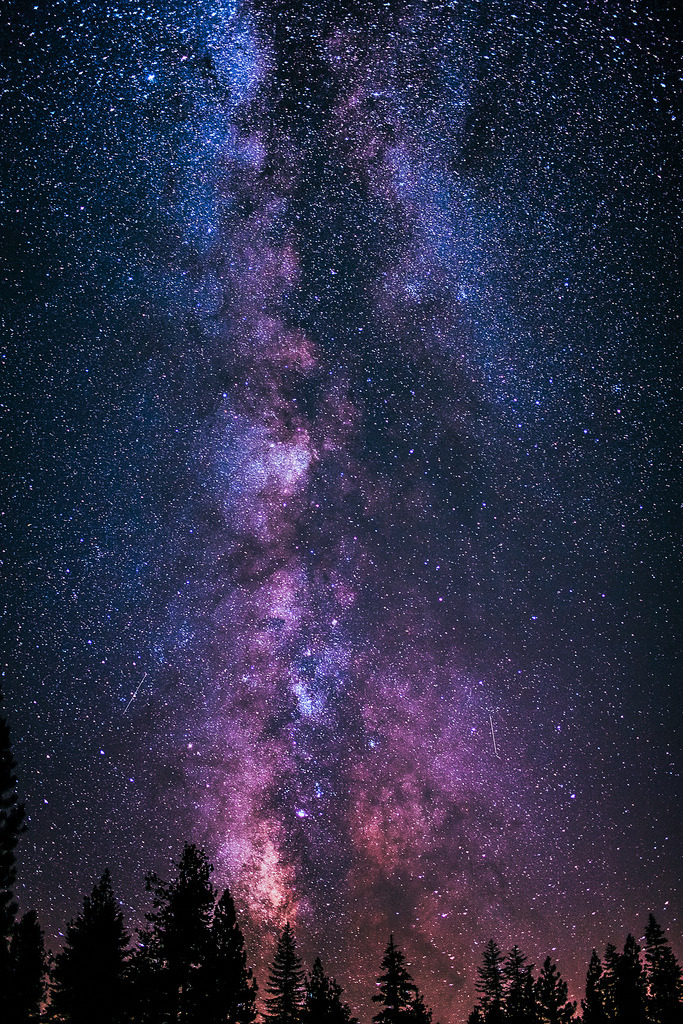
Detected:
left=475, top=940, right=505, bottom=1024
left=534, top=957, right=575, bottom=1024
left=144, top=843, right=216, bottom=1023
left=0, top=685, right=25, bottom=1008
left=127, top=924, right=165, bottom=1024
left=264, top=921, right=305, bottom=1024
left=614, top=935, right=646, bottom=1024
left=199, top=886, right=257, bottom=1024
left=407, top=989, right=435, bottom=1024
left=303, top=956, right=358, bottom=1024
left=504, top=945, right=536, bottom=1024
left=51, top=868, right=129, bottom=1024
left=600, top=944, right=620, bottom=1021
left=7, top=909, right=46, bottom=1023
left=581, top=950, right=607, bottom=1024
left=644, top=915, right=683, bottom=1024
left=372, top=935, right=418, bottom=1023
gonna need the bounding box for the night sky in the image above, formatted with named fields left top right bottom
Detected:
left=1, top=0, right=680, bottom=1019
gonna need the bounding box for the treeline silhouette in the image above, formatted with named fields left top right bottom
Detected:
left=466, top=927, right=682, bottom=1024
left=1, top=693, right=682, bottom=1023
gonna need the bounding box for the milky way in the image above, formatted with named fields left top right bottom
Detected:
left=1, top=1, right=680, bottom=1019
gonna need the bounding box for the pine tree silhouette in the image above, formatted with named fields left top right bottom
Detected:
left=581, top=950, right=607, bottom=1024
left=408, top=989, right=435, bottom=1024
left=600, top=943, right=620, bottom=1021
left=372, top=935, right=418, bottom=1023
left=0, top=684, right=25, bottom=1010
left=143, top=842, right=216, bottom=1022
left=644, top=915, right=683, bottom=1024
left=199, top=886, right=258, bottom=1024
left=51, top=867, right=129, bottom=1024
left=503, top=945, right=536, bottom=1024
left=372, top=935, right=435, bottom=1023
left=127, top=923, right=164, bottom=1024
left=7, top=909, right=45, bottom=1023
left=475, top=940, right=505, bottom=1024
left=264, top=921, right=306, bottom=1024
left=534, top=957, right=575, bottom=1024
left=614, top=934, right=646, bottom=1024
left=303, top=956, right=358, bottom=1024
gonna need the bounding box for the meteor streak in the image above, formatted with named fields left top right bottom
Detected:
left=123, top=673, right=147, bottom=715
left=489, top=713, right=500, bottom=759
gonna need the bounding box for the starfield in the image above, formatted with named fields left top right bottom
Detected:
left=0, top=1, right=680, bottom=1022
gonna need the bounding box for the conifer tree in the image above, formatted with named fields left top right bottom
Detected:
left=600, top=944, right=619, bottom=1021
left=534, top=957, right=575, bottom=1024
left=304, top=956, right=358, bottom=1024
left=644, top=915, right=683, bottom=1024
left=408, top=989, right=435, bottom=1024
left=581, top=950, right=607, bottom=1024
left=372, top=935, right=418, bottom=1023
left=7, top=909, right=46, bottom=1023
left=144, top=842, right=216, bottom=1022
left=199, top=886, right=257, bottom=1024
left=0, top=684, right=25, bottom=1005
left=51, top=868, right=129, bottom=1024
left=127, top=924, right=165, bottom=1024
left=475, top=940, right=505, bottom=1024
left=504, top=945, right=536, bottom=1024
left=614, top=934, right=646, bottom=1024
left=305, top=957, right=337, bottom=1024
left=264, top=921, right=306, bottom=1024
